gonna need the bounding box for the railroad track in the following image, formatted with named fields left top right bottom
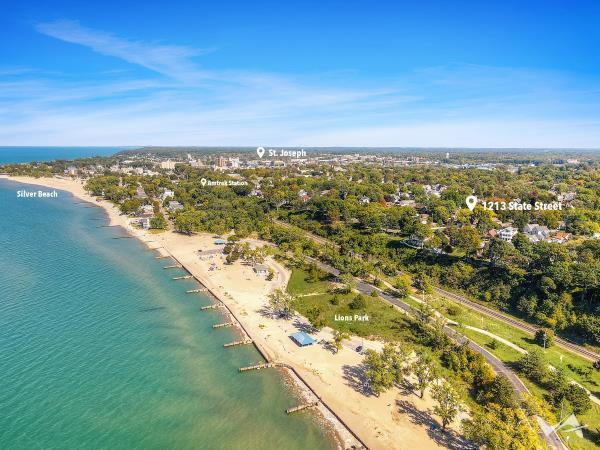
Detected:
left=305, top=256, right=566, bottom=450
left=276, top=218, right=600, bottom=363
left=433, top=285, right=600, bottom=362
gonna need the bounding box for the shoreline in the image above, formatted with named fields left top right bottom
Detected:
left=2, top=175, right=459, bottom=450
left=160, top=245, right=360, bottom=448
left=1, top=175, right=361, bottom=449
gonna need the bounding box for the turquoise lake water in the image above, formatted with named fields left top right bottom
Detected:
left=0, top=147, right=132, bottom=163
left=0, top=178, right=333, bottom=449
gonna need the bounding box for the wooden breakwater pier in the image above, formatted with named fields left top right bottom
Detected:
left=224, top=339, right=253, bottom=348
left=149, top=248, right=368, bottom=449
left=239, top=362, right=281, bottom=372
left=186, top=288, right=207, bottom=293
left=286, top=401, right=319, bottom=414
left=163, top=264, right=182, bottom=269
left=172, top=275, right=192, bottom=280
left=212, top=322, right=234, bottom=329
left=200, top=304, right=224, bottom=310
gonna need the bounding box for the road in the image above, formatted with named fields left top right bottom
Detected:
left=431, top=285, right=599, bottom=362
left=303, top=255, right=566, bottom=450
left=275, top=219, right=599, bottom=362
left=305, top=255, right=530, bottom=395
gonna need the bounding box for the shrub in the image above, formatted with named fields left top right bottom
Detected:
left=349, top=294, right=367, bottom=310
left=566, top=384, right=592, bottom=414
left=476, top=375, right=518, bottom=409
left=534, top=328, right=554, bottom=348
left=446, top=305, right=460, bottom=317
left=517, top=350, right=548, bottom=383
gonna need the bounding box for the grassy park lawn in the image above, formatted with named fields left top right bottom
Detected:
left=523, top=378, right=600, bottom=450
left=287, top=268, right=417, bottom=343
left=287, top=267, right=600, bottom=448
left=403, top=293, right=600, bottom=449
left=286, top=268, right=485, bottom=409
left=418, top=293, right=600, bottom=397
left=287, top=268, right=332, bottom=296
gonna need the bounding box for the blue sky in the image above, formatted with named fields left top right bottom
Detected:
left=2, top=0, right=600, bottom=147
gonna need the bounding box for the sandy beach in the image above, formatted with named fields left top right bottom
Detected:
left=2, top=175, right=464, bottom=450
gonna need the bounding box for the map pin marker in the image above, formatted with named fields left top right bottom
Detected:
left=201, top=178, right=207, bottom=187
left=466, top=195, right=477, bottom=211
left=256, top=147, right=265, bottom=158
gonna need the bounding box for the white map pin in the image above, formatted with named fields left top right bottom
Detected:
left=466, top=195, right=477, bottom=211
left=256, top=146, right=265, bottom=158
left=200, top=178, right=207, bottom=187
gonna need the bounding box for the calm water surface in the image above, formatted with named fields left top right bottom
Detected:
left=0, top=178, right=333, bottom=449
left=0, top=147, right=131, bottom=163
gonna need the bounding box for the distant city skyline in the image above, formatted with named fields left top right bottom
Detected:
left=2, top=1, right=600, bottom=147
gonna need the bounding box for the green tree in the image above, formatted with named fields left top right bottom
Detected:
left=339, top=273, right=355, bottom=294
left=306, top=306, right=325, bottom=330
left=412, top=354, right=437, bottom=398
left=450, top=226, right=482, bottom=257
left=120, top=198, right=142, bottom=214
left=431, top=381, right=462, bottom=430
left=516, top=350, right=548, bottom=383
left=382, top=343, right=411, bottom=383
left=332, top=330, right=349, bottom=353
left=394, top=274, right=412, bottom=299
left=484, top=238, right=516, bottom=266
left=350, top=294, right=367, bottom=310
left=173, top=211, right=200, bottom=234
left=150, top=212, right=167, bottom=229
left=364, top=350, right=395, bottom=396
left=306, top=263, right=322, bottom=282
left=477, top=375, right=518, bottom=409
left=413, top=270, right=433, bottom=295
left=565, top=384, right=592, bottom=415
left=268, top=289, right=295, bottom=319
left=463, top=405, right=540, bottom=450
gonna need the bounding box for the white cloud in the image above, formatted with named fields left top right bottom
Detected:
left=1, top=22, right=599, bottom=148
left=36, top=20, right=211, bottom=83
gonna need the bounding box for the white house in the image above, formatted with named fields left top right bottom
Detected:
left=135, top=186, right=147, bottom=199
left=168, top=201, right=183, bottom=212
left=138, top=217, right=151, bottom=229
left=423, top=184, right=447, bottom=197
left=498, top=227, right=518, bottom=242
left=160, top=160, right=176, bottom=170
left=298, top=189, right=311, bottom=203
left=160, top=189, right=175, bottom=201
left=253, top=264, right=269, bottom=276
left=523, top=224, right=550, bottom=242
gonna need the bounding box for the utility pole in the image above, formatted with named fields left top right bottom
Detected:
left=543, top=331, right=547, bottom=350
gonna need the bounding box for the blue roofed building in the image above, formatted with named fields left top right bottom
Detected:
left=289, top=332, right=316, bottom=347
